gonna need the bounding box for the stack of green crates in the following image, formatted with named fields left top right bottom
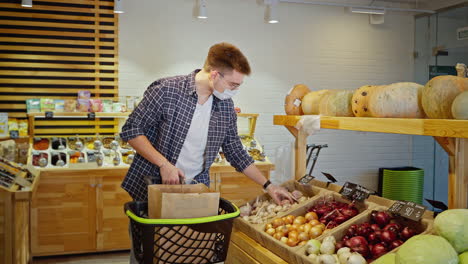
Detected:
left=382, top=167, right=424, bottom=204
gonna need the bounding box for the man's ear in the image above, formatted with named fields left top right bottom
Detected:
left=209, top=70, right=218, bottom=81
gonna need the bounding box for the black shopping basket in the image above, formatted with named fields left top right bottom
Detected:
left=124, top=198, right=240, bottom=264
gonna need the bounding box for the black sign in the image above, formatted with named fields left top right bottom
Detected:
left=389, top=200, right=426, bottom=221
left=9, top=130, right=19, bottom=139
left=322, top=172, right=337, bottom=183
left=45, top=111, right=54, bottom=119
left=339, top=182, right=372, bottom=202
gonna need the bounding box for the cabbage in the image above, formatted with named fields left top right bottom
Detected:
left=395, top=235, right=458, bottom=264
left=460, top=252, right=468, bottom=264
left=373, top=253, right=395, bottom=264
left=434, top=209, right=468, bottom=253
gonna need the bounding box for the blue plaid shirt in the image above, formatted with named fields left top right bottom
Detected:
left=120, top=70, right=254, bottom=201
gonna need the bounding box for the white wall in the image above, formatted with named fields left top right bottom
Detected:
left=118, top=0, right=417, bottom=191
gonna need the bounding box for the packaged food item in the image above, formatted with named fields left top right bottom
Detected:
left=112, top=102, right=125, bottom=112
left=77, top=99, right=90, bottom=112
left=8, top=118, right=18, bottom=131
left=40, top=98, right=55, bottom=112
left=18, top=119, right=28, bottom=137
left=126, top=96, right=135, bottom=111
left=0, top=140, right=17, bottom=162
left=90, top=99, right=103, bottom=112
left=17, top=142, right=29, bottom=164
left=0, top=113, right=8, bottom=138
left=64, top=99, right=77, bottom=112
left=78, top=90, right=91, bottom=99
left=102, top=100, right=113, bottom=112
left=54, top=99, right=65, bottom=112
left=26, top=99, right=41, bottom=113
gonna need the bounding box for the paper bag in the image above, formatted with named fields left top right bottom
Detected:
left=148, top=183, right=220, bottom=219
left=147, top=184, right=220, bottom=263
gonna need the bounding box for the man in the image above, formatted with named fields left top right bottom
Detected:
left=120, top=42, right=293, bottom=204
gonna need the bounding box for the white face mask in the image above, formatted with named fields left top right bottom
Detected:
left=213, top=88, right=238, bottom=100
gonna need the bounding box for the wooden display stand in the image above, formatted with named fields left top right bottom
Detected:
left=31, top=167, right=132, bottom=256
left=226, top=115, right=468, bottom=264
left=0, top=167, right=40, bottom=264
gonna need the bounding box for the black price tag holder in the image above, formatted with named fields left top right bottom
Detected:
left=9, top=130, right=19, bottom=139
left=321, top=172, right=337, bottom=187
left=389, top=200, right=427, bottom=221
left=45, top=111, right=54, bottom=119
left=87, top=112, right=96, bottom=120
left=339, top=182, right=373, bottom=202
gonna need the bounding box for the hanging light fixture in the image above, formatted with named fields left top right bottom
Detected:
left=21, top=0, right=32, bottom=7
left=265, top=0, right=279, bottom=24
left=114, top=0, right=124, bottom=14
left=350, top=7, right=385, bottom=15
left=197, top=0, right=207, bottom=19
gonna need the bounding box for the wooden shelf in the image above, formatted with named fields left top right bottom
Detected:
left=274, top=115, right=468, bottom=209
left=274, top=115, right=468, bottom=138
left=27, top=112, right=130, bottom=118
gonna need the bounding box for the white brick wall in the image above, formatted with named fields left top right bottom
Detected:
left=118, top=0, right=418, bottom=190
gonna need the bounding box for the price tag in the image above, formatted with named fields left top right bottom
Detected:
left=298, top=174, right=315, bottom=184
left=9, top=130, right=19, bottom=139
left=87, top=112, right=96, bottom=120
left=321, top=172, right=337, bottom=183
left=388, top=200, right=407, bottom=214
left=389, top=200, right=426, bottom=221
left=45, top=111, right=54, bottom=119
left=339, top=182, right=372, bottom=202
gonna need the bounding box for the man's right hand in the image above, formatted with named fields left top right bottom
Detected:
left=160, top=162, right=185, bottom=184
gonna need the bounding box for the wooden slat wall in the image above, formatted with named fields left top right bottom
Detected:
left=0, top=0, right=119, bottom=135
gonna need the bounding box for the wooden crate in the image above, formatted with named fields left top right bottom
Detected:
left=0, top=172, right=40, bottom=264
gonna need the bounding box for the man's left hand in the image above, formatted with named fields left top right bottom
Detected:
left=266, top=184, right=295, bottom=205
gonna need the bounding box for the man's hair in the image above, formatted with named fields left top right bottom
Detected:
left=203, top=42, right=251, bottom=75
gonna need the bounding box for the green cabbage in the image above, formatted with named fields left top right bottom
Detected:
left=460, top=252, right=468, bottom=264
left=373, top=253, right=395, bottom=264
left=395, top=235, right=458, bottom=264
left=434, top=209, right=468, bottom=253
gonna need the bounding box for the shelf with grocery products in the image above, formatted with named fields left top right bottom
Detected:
left=273, top=115, right=468, bottom=210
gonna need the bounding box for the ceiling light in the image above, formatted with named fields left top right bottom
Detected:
left=350, top=7, right=385, bottom=15
left=265, top=0, right=279, bottom=24
left=197, top=0, right=207, bottom=19
left=114, top=0, right=124, bottom=14
left=21, top=0, right=32, bottom=7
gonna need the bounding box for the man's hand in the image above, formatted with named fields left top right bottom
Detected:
left=266, top=184, right=295, bottom=205
left=160, top=162, right=185, bottom=184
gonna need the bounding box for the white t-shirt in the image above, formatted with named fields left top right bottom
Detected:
left=175, top=95, right=213, bottom=183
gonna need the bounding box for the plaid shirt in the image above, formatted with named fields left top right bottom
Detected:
left=120, top=70, right=254, bottom=201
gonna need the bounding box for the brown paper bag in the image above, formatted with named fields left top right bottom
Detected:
left=147, top=184, right=220, bottom=263
left=148, top=183, right=220, bottom=219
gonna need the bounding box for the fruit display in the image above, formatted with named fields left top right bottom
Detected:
left=285, top=84, right=311, bottom=115
left=29, top=136, right=135, bottom=168
left=452, top=91, right=468, bottom=120
left=264, top=212, right=325, bottom=247
left=421, top=75, right=468, bottom=119
left=334, top=210, right=426, bottom=261
left=305, top=236, right=367, bottom=264
left=319, top=90, right=355, bottom=117
left=433, top=209, right=468, bottom=254
left=301, top=90, right=330, bottom=115
left=307, top=195, right=362, bottom=229
left=353, top=83, right=425, bottom=118
left=240, top=187, right=315, bottom=224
